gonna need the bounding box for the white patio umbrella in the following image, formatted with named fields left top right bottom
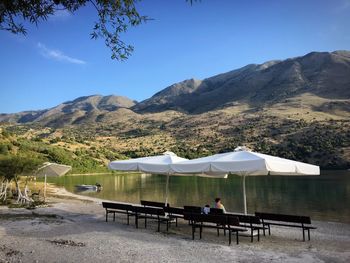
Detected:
left=108, top=152, right=227, bottom=205
left=109, top=151, right=188, bottom=205
left=170, top=146, right=320, bottom=214
left=109, top=151, right=188, bottom=174
left=36, top=162, right=72, bottom=201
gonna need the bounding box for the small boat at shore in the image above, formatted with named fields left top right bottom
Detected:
left=75, top=183, right=102, bottom=192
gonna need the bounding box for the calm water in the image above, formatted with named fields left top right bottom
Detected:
left=45, top=171, right=350, bottom=223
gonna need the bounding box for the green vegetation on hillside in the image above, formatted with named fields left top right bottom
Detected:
left=1, top=115, right=349, bottom=172
left=0, top=127, right=112, bottom=173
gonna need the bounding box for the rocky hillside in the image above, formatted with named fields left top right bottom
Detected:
left=0, top=95, right=136, bottom=127
left=1, top=51, right=350, bottom=124
left=1, top=51, right=349, bottom=170
left=133, top=51, right=350, bottom=113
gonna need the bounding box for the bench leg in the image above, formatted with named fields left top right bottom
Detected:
left=157, top=219, right=160, bottom=232
left=236, top=231, right=239, bottom=245
left=251, top=229, right=253, bottom=242
left=166, top=220, right=169, bottom=232
left=105, top=211, right=108, bottom=222
left=308, top=229, right=310, bottom=241
left=199, top=225, right=202, bottom=239
left=258, top=229, right=260, bottom=242
left=192, top=225, right=195, bottom=240
left=127, top=214, right=130, bottom=225
left=263, top=224, right=266, bottom=236
left=135, top=215, right=138, bottom=228
left=229, top=230, right=232, bottom=245
left=113, top=212, right=115, bottom=222
left=145, top=217, right=147, bottom=229
left=302, top=228, right=305, bottom=241
left=268, top=224, right=271, bottom=236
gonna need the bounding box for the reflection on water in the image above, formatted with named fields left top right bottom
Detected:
left=45, top=170, right=350, bottom=223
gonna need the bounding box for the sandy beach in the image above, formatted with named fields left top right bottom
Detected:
left=0, top=184, right=349, bottom=263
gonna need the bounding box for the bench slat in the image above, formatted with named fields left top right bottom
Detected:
left=102, top=202, right=135, bottom=225
left=141, top=200, right=168, bottom=208
left=255, top=212, right=311, bottom=224
left=255, top=212, right=316, bottom=241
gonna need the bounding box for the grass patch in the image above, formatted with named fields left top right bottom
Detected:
left=0, top=211, right=62, bottom=220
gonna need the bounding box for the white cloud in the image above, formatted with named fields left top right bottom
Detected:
left=37, top=42, right=86, bottom=65
left=49, top=9, right=72, bottom=21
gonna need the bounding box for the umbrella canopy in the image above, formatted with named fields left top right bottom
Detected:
left=170, top=147, right=319, bottom=176
left=36, top=162, right=72, bottom=177
left=108, top=152, right=228, bottom=205
left=170, top=146, right=320, bottom=214
left=108, top=151, right=188, bottom=174
left=109, top=151, right=189, bottom=205
left=36, top=162, right=72, bottom=201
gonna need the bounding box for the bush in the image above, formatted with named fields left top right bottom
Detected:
left=0, top=144, right=9, bottom=155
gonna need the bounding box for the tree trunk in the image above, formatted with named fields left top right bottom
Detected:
left=14, top=175, right=32, bottom=204
left=0, top=179, right=9, bottom=201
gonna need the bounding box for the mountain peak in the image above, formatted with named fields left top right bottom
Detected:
left=132, top=78, right=203, bottom=113
left=1, top=50, right=349, bottom=124
left=0, top=94, right=136, bottom=126
left=63, top=94, right=103, bottom=104
left=134, top=50, right=350, bottom=114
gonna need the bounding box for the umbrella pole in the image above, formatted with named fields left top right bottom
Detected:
left=165, top=173, right=170, bottom=206
left=44, top=174, right=47, bottom=202
left=242, top=174, right=247, bottom=215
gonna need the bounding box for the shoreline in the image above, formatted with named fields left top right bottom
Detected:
left=1, top=184, right=350, bottom=262
left=50, top=184, right=350, bottom=224
left=68, top=172, right=113, bottom=176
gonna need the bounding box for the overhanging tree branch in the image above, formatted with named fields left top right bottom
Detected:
left=0, top=0, right=149, bottom=60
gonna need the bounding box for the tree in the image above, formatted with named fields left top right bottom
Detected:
left=0, top=155, right=41, bottom=203
left=0, top=0, right=148, bottom=60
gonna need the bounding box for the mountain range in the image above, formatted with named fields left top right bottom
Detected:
left=1, top=50, right=349, bottom=169
left=1, top=50, right=350, bottom=126
left=134, top=51, right=350, bottom=113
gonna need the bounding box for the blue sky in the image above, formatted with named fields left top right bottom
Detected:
left=1, top=0, right=349, bottom=113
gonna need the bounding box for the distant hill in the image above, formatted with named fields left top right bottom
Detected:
left=1, top=50, right=349, bottom=124
left=133, top=50, right=350, bottom=113
left=1, top=50, right=350, bottom=169
left=0, top=95, right=136, bottom=126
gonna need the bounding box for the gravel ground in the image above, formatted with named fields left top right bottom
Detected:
left=0, top=186, right=349, bottom=263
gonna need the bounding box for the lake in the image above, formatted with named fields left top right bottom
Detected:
left=44, top=170, right=350, bottom=223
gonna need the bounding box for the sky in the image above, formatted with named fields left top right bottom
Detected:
left=1, top=0, right=349, bottom=113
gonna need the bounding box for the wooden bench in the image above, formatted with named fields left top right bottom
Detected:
left=208, top=208, right=225, bottom=236
left=184, top=213, right=247, bottom=245
left=102, top=202, right=135, bottom=225
left=209, top=209, right=265, bottom=242
left=184, top=205, right=202, bottom=213
left=208, top=208, right=224, bottom=215
left=141, top=200, right=169, bottom=208
left=164, top=206, right=184, bottom=227
left=134, top=206, right=170, bottom=232
left=227, top=213, right=266, bottom=242
left=184, top=206, right=202, bottom=225
left=255, top=212, right=317, bottom=241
